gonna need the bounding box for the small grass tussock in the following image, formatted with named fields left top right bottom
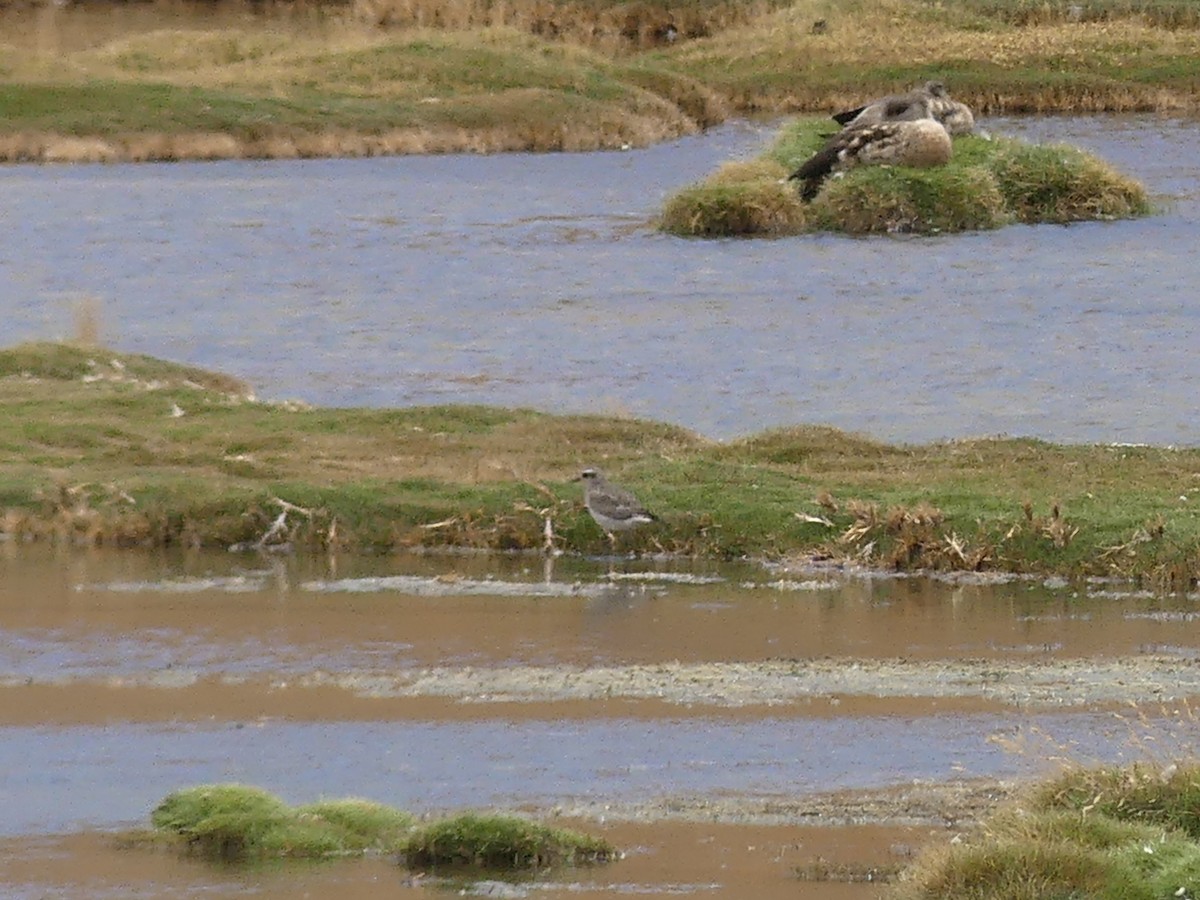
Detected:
left=659, top=117, right=1148, bottom=237
left=402, top=813, right=618, bottom=869
left=987, top=138, right=1152, bottom=223
left=891, top=763, right=1200, bottom=900
left=658, top=176, right=806, bottom=237
left=148, top=784, right=413, bottom=860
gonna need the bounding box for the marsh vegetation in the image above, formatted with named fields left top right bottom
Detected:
left=6, top=341, right=1200, bottom=585
left=893, top=763, right=1200, bottom=900
left=135, top=783, right=615, bottom=868
left=2, top=0, right=1200, bottom=160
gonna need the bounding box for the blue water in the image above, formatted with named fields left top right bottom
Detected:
left=2, top=115, right=1197, bottom=443
left=1, top=711, right=1181, bottom=836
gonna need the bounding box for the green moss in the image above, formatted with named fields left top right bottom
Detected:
left=293, top=799, right=416, bottom=851
left=149, top=784, right=413, bottom=861
left=402, top=813, right=617, bottom=869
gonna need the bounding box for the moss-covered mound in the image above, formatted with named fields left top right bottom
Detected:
left=147, top=784, right=415, bottom=860
left=659, top=117, right=1151, bottom=237
left=138, top=784, right=615, bottom=869
left=892, top=764, right=1200, bottom=900
left=402, top=813, right=618, bottom=869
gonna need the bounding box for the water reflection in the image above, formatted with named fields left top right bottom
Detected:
left=4, top=548, right=1200, bottom=680
left=3, top=116, right=1198, bottom=444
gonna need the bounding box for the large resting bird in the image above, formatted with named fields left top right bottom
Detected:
left=833, top=80, right=975, bottom=136
left=788, top=95, right=953, bottom=202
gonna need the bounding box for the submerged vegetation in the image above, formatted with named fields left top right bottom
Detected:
left=1, top=0, right=1200, bottom=160
left=659, top=115, right=1151, bottom=236
left=139, top=783, right=614, bottom=868
left=893, top=763, right=1200, bottom=900
left=7, top=341, right=1200, bottom=585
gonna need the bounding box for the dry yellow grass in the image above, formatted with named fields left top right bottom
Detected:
left=2, top=0, right=1199, bottom=161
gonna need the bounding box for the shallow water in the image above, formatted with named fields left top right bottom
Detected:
left=4, top=549, right=1200, bottom=841
left=4, top=115, right=1199, bottom=443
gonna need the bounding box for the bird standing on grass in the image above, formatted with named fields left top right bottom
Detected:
left=575, top=468, right=657, bottom=547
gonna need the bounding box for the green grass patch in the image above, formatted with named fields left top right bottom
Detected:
left=402, top=813, right=617, bottom=869
left=8, top=342, right=1200, bottom=582
left=892, top=764, right=1200, bottom=900
left=147, top=784, right=414, bottom=860
left=659, top=119, right=1149, bottom=237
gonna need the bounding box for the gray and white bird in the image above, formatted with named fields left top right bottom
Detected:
left=833, top=81, right=975, bottom=136
left=574, top=468, right=657, bottom=545
left=789, top=97, right=953, bottom=201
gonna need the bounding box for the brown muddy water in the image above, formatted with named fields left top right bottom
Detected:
left=5, top=547, right=1200, bottom=898
left=5, top=114, right=1200, bottom=445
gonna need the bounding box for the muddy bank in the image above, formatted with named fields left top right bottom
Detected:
left=554, top=778, right=1019, bottom=828
left=302, top=657, right=1200, bottom=709
left=0, top=816, right=932, bottom=900
left=5, top=656, right=1200, bottom=726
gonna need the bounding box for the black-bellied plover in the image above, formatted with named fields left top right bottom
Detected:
left=575, top=468, right=657, bottom=546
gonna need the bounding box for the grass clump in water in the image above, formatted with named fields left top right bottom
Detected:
left=658, top=162, right=806, bottom=237
left=892, top=764, right=1200, bottom=900
left=148, top=784, right=414, bottom=860
left=660, top=118, right=1149, bottom=237
left=988, top=138, right=1153, bottom=223
left=402, top=813, right=617, bottom=869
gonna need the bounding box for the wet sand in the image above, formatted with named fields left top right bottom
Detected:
left=0, top=818, right=934, bottom=900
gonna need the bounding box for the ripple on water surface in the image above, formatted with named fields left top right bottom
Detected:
left=5, top=116, right=1199, bottom=443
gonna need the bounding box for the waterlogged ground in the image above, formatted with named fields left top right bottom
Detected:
left=6, top=548, right=1200, bottom=898
left=4, top=115, right=1200, bottom=444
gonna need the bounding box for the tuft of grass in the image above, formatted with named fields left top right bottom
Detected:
left=810, top=163, right=1010, bottom=234
left=891, top=765, right=1200, bottom=900
left=401, top=813, right=617, bottom=869
left=149, top=784, right=413, bottom=861
left=660, top=117, right=1148, bottom=237
left=987, top=138, right=1153, bottom=223
left=658, top=175, right=806, bottom=237
left=1028, top=763, right=1200, bottom=839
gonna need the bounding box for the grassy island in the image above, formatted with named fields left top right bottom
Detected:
left=5, top=341, right=1200, bottom=585
left=658, top=116, right=1151, bottom=236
